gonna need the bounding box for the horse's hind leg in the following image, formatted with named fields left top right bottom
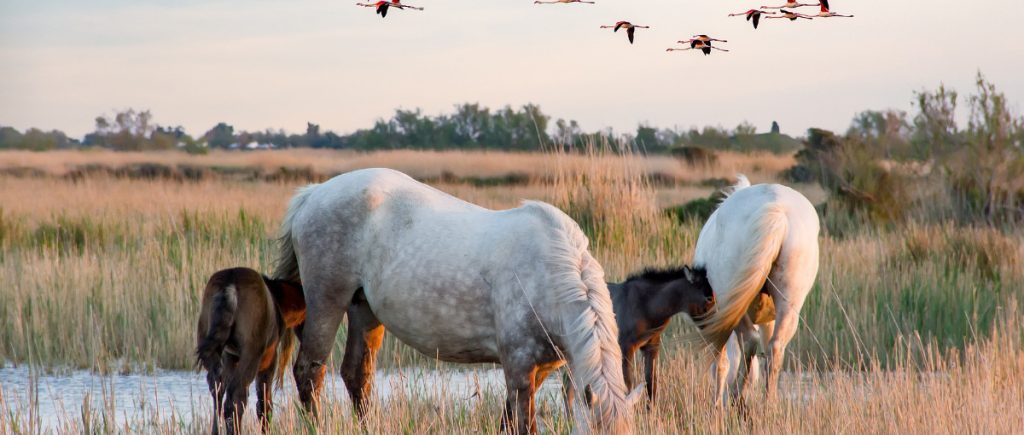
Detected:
left=766, top=309, right=799, bottom=401
left=207, top=358, right=228, bottom=435
left=765, top=274, right=811, bottom=401
left=255, top=347, right=278, bottom=433
left=340, top=293, right=384, bottom=417
left=222, top=354, right=260, bottom=435
left=293, top=274, right=359, bottom=415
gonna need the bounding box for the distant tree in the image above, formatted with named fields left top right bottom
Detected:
left=22, top=128, right=71, bottom=151
left=0, top=126, right=24, bottom=149
left=204, top=122, right=235, bottom=149
left=87, top=109, right=168, bottom=151
left=634, top=124, right=666, bottom=153
left=770, top=121, right=781, bottom=134
left=735, top=121, right=757, bottom=136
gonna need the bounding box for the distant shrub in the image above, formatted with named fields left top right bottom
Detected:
left=671, top=146, right=718, bottom=167
left=793, top=73, right=1024, bottom=230
left=664, top=197, right=717, bottom=223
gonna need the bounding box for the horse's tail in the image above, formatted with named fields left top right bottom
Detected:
left=724, top=174, right=751, bottom=197
left=562, top=250, right=633, bottom=433
left=698, top=202, right=787, bottom=349
left=273, top=184, right=318, bottom=281
left=195, top=283, right=238, bottom=373
left=275, top=327, right=297, bottom=388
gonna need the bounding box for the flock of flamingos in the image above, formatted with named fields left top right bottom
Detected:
left=355, top=0, right=854, bottom=54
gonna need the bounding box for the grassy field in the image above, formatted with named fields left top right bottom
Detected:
left=0, top=148, right=1021, bottom=433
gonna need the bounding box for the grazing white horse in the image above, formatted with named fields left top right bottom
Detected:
left=694, top=176, right=819, bottom=406
left=274, top=168, right=634, bottom=434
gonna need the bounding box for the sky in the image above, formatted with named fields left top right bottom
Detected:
left=1, top=0, right=1023, bottom=139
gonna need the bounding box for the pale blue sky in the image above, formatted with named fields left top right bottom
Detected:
left=1, top=0, right=1022, bottom=138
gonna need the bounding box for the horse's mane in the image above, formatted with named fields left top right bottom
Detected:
left=625, top=266, right=702, bottom=285
left=518, top=200, right=632, bottom=432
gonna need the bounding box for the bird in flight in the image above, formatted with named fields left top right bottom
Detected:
left=813, top=0, right=854, bottom=17
left=689, top=34, right=727, bottom=44
left=728, top=9, right=777, bottom=29
left=600, top=21, right=650, bottom=44
left=765, top=9, right=814, bottom=21
left=667, top=40, right=729, bottom=55
left=760, top=1, right=819, bottom=9
left=534, top=0, right=595, bottom=4
left=356, top=0, right=423, bottom=18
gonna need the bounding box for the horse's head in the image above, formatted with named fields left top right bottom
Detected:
left=681, top=265, right=715, bottom=320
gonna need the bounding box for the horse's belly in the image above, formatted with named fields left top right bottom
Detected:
left=366, top=283, right=500, bottom=364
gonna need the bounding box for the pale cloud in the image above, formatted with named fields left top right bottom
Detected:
left=1, top=0, right=1022, bottom=138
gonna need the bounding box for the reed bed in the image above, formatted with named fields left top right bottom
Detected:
left=0, top=148, right=1021, bottom=433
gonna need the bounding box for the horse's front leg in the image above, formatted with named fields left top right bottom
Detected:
left=730, top=318, right=761, bottom=402
left=640, top=335, right=662, bottom=408
left=561, top=370, right=574, bottom=418
left=341, top=295, right=385, bottom=417
left=501, top=365, right=538, bottom=434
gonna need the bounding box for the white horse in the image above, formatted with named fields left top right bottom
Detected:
left=694, top=176, right=819, bottom=406
left=274, top=168, right=635, bottom=434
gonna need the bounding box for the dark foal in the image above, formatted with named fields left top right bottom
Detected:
left=195, top=267, right=305, bottom=435
left=565, top=265, right=714, bottom=409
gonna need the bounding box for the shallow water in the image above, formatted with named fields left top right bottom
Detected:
left=0, top=365, right=566, bottom=430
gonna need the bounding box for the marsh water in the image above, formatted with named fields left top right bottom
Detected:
left=0, top=365, right=567, bottom=430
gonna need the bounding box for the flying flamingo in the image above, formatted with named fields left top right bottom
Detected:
left=690, top=34, right=727, bottom=44
left=534, top=0, right=595, bottom=4
left=814, top=0, right=854, bottom=17
left=676, top=37, right=724, bottom=55
left=667, top=40, right=729, bottom=55
left=728, top=9, right=777, bottom=29
left=601, top=21, right=650, bottom=44
left=765, top=9, right=814, bottom=20
left=356, top=0, right=423, bottom=18
left=760, top=1, right=819, bottom=9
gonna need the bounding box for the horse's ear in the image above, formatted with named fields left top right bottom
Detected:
left=682, top=265, right=695, bottom=282
left=626, top=383, right=645, bottom=407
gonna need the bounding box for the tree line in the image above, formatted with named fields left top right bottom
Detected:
left=0, top=103, right=795, bottom=154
